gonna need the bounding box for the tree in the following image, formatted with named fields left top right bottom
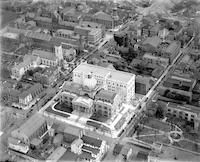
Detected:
left=155, top=106, right=164, bottom=119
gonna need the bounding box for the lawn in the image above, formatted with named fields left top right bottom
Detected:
left=144, top=117, right=171, bottom=132
left=138, top=127, right=160, bottom=136
left=90, top=113, right=109, bottom=123
left=136, top=134, right=171, bottom=145
left=174, top=140, right=200, bottom=153
left=45, top=106, right=70, bottom=118
left=54, top=102, right=73, bottom=113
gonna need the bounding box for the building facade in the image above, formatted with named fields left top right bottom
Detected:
left=166, top=102, right=200, bottom=131
left=72, top=63, right=135, bottom=103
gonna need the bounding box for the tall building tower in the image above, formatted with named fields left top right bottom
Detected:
left=112, top=0, right=119, bottom=29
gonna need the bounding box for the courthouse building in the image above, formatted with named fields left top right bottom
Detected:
left=72, top=63, right=135, bottom=103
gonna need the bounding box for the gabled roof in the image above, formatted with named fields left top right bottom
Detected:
left=12, top=113, right=46, bottom=139
left=26, top=31, right=52, bottom=41
left=81, top=135, right=102, bottom=148
left=94, top=11, right=113, bottom=21
left=32, top=50, right=57, bottom=61
left=142, top=36, right=162, bottom=48
left=165, top=41, right=180, bottom=54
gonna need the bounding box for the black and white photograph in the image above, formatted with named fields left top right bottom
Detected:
left=0, top=0, right=200, bottom=161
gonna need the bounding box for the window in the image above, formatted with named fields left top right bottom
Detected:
left=185, top=113, right=188, bottom=116
left=191, top=115, right=194, bottom=118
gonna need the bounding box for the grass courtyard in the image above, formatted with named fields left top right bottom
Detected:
left=54, top=102, right=73, bottom=113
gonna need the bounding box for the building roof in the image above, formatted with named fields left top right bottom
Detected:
left=163, top=75, right=196, bottom=91
left=95, top=89, right=117, bottom=104
left=62, top=81, right=82, bottom=95
left=82, top=145, right=100, bottom=155
left=30, top=138, right=43, bottom=146
left=26, top=31, right=52, bottom=41
left=165, top=41, right=180, bottom=54
left=47, top=146, right=66, bottom=162
left=72, top=96, right=93, bottom=108
left=81, top=135, right=102, bottom=148
left=14, top=55, right=38, bottom=70
left=12, top=113, right=46, bottom=139
left=19, top=90, right=31, bottom=99
left=32, top=50, right=57, bottom=61
left=42, top=67, right=58, bottom=76
left=113, top=144, right=123, bottom=154
left=51, top=36, right=79, bottom=47
left=142, top=36, right=162, bottom=48
left=64, top=126, right=82, bottom=137
left=27, top=83, right=43, bottom=96
left=56, top=29, right=74, bottom=35
left=143, top=53, right=169, bottom=62
left=81, top=21, right=102, bottom=28
left=2, top=32, right=18, bottom=39
left=94, top=11, right=113, bottom=22
left=35, top=16, right=52, bottom=23
left=136, top=151, right=149, bottom=160
left=73, top=63, right=135, bottom=83
left=89, top=28, right=101, bottom=36
left=167, top=102, right=200, bottom=114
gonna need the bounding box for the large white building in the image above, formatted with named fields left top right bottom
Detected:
left=73, top=63, right=135, bottom=103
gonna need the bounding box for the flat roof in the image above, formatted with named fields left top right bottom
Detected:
left=73, top=63, right=135, bottom=83
left=12, top=113, right=46, bottom=139
left=95, top=89, right=117, bottom=104
left=64, top=126, right=81, bottom=137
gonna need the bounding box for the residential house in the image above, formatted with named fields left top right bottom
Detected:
left=143, top=53, right=169, bottom=67
left=149, top=24, right=160, bottom=37
left=142, top=36, right=162, bottom=52
left=162, top=41, right=181, bottom=63
left=33, top=67, right=60, bottom=86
